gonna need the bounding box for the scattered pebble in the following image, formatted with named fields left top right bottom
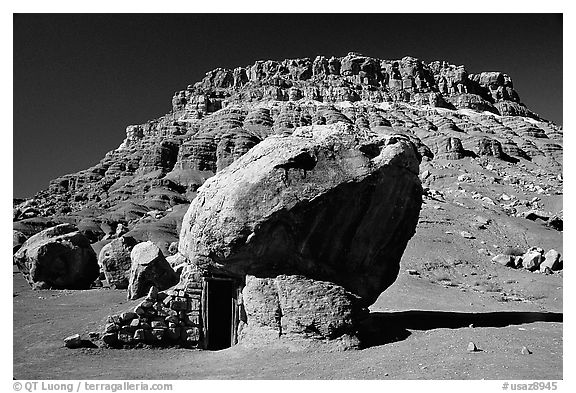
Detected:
left=521, top=346, right=532, bottom=355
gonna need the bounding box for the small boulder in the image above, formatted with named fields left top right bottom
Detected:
left=512, top=256, right=523, bottom=269
left=120, top=311, right=138, bottom=323
left=127, top=241, right=179, bottom=300
left=467, top=341, right=478, bottom=352
left=64, top=334, right=82, bottom=349
left=460, top=231, right=475, bottom=239
left=88, top=331, right=100, bottom=340
left=540, top=249, right=562, bottom=271
left=492, top=254, right=513, bottom=267
left=98, top=236, right=138, bottom=289
left=521, top=250, right=543, bottom=271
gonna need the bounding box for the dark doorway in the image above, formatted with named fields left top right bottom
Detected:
left=205, top=279, right=236, bottom=350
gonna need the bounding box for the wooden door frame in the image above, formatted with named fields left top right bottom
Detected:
left=202, top=277, right=239, bottom=350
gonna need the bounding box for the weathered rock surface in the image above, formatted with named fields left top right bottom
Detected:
left=13, top=223, right=99, bottom=289
left=98, top=236, right=138, bottom=289
left=240, top=275, right=364, bottom=342
left=179, top=123, right=422, bottom=306
left=127, top=241, right=179, bottom=300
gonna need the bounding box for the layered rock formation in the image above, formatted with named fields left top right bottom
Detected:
left=15, top=53, right=561, bottom=232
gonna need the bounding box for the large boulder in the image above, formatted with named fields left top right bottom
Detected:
left=98, top=236, right=138, bottom=289
left=179, top=122, right=422, bottom=307
left=13, top=223, right=99, bottom=289
left=127, top=241, right=179, bottom=300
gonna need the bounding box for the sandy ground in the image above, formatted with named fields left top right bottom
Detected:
left=13, top=261, right=562, bottom=380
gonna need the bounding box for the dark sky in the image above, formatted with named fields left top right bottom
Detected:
left=13, top=14, right=563, bottom=198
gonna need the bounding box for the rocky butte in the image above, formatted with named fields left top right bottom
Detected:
left=13, top=53, right=562, bottom=349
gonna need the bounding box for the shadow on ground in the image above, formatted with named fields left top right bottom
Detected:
left=358, top=310, right=563, bottom=349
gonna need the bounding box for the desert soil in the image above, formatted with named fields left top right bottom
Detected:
left=13, top=254, right=562, bottom=380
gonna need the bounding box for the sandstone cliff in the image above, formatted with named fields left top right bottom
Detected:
left=14, top=53, right=561, bottom=237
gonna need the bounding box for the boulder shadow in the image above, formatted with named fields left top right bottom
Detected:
left=357, top=310, right=562, bottom=349
left=78, top=339, right=99, bottom=349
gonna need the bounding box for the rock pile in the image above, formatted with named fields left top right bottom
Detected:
left=491, top=247, right=562, bottom=273
left=102, top=278, right=203, bottom=348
